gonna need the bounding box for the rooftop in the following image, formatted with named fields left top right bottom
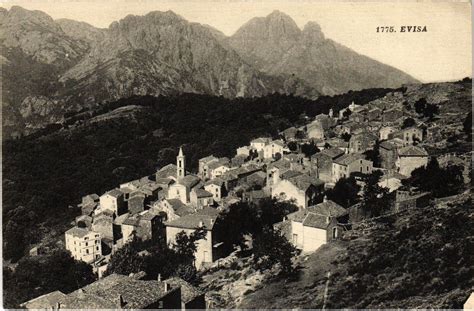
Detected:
left=193, top=188, right=214, bottom=198
left=333, top=153, right=366, bottom=166
left=65, top=227, right=95, bottom=238
left=165, top=277, right=203, bottom=304
left=20, top=291, right=67, bottom=309
left=58, top=273, right=178, bottom=309
left=398, top=145, right=428, bottom=157
left=165, top=208, right=219, bottom=230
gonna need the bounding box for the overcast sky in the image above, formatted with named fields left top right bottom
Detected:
left=1, top=0, right=472, bottom=82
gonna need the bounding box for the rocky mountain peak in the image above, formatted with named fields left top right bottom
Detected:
left=302, top=21, right=325, bottom=43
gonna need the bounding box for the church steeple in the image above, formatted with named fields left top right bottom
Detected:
left=177, top=147, right=185, bottom=179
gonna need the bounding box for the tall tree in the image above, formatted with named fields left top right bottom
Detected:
left=252, top=228, right=299, bottom=276
left=326, top=176, right=360, bottom=208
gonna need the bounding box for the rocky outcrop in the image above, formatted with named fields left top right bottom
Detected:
left=227, top=10, right=419, bottom=95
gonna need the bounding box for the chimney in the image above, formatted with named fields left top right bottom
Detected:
left=55, top=302, right=60, bottom=310
left=164, top=282, right=169, bottom=292
left=210, top=219, right=214, bottom=225
left=198, top=220, right=204, bottom=227
left=157, top=273, right=161, bottom=282
left=116, top=294, right=125, bottom=308
left=323, top=195, right=328, bottom=202
left=326, top=216, right=330, bottom=224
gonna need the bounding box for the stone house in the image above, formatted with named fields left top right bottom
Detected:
left=271, top=172, right=325, bottom=209
left=99, top=189, right=127, bottom=216
left=349, top=132, right=377, bottom=153
left=190, top=188, right=214, bottom=208
left=165, top=208, right=222, bottom=269
left=242, top=189, right=269, bottom=204
left=91, top=212, right=115, bottom=243
left=276, top=199, right=348, bottom=253
left=198, top=155, right=219, bottom=179
left=155, top=199, right=195, bottom=221
left=379, top=140, right=399, bottom=169
left=65, top=227, right=102, bottom=264
left=208, top=162, right=231, bottom=180
left=121, top=210, right=163, bottom=242
left=204, top=178, right=225, bottom=202
left=332, top=154, right=373, bottom=183
left=263, top=140, right=285, bottom=159
left=236, top=146, right=251, bottom=157
left=167, top=175, right=201, bottom=204
left=250, top=137, right=271, bottom=152
left=396, top=145, right=429, bottom=176
left=399, top=127, right=424, bottom=145
left=281, top=126, right=298, bottom=141
left=306, top=120, right=325, bottom=140
left=20, top=273, right=182, bottom=309
left=311, top=148, right=345, bottom=183
left=379, top=126, right=397, bottom=140
left=367, top=107, right=382, bottom=121
left=382, top=108, right=404, bottom=123
left=394, top=189, right=431, bottom=212
left=165, top=277, right=206, bottom=310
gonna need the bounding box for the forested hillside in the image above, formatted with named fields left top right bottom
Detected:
left=2, top=88, right=394, bottom=261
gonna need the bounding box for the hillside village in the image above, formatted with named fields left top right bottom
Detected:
left=18, top=85, right=472, bottom=309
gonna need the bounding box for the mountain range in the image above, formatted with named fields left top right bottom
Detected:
left=0, top=6, right=418, bottom=137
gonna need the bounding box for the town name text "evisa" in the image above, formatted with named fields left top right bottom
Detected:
left=376, top=26, right=427, bottom=33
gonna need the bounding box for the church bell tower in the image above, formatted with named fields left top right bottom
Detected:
left=177, top=147, right=185, bottom=179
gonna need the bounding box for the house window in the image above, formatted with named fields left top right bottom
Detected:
left=86, top=249, right=89, bottom=254
left=292, top=234, right=298, bottom=244
left=332, top=227, right=338, bottom=239
left=85, top=242, right=88, bottom=246
left=96, top=246, right=99, bottom=251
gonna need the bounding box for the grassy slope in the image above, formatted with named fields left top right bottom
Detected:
left=235, top=193, right=473, bottom=309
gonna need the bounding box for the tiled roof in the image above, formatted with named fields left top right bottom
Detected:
left=280, top=170, right=303, bottom=180
left=65, top=227, right=93, bottom=238
left=83, top=194, right=99, bottom=201
left=106, top=189, right=124, bottom=198
left=333, top=153, right=365, bottom=166
left=166, top=199, right=195, bottom=217
left=308, top=200, right=348, bottom=218
left=380, top=141, right=397, bottom=150
left=194, top=188, right=213, bottom=198
left=302, top=213, right=330, bottom=229
left=156, top=164, right=178, bottom=179
left=113, top=213, right=130, bottom=225
left=199, top=155, right=218, bottom=163
left=251, top=137, right=271, bottom=144
left=155, top=177, right=174, bottom=185
left=320, top=148, right=345, bottom=159
left=59, top=274, right=178, bottom=309
left=165, top=277, right=203, bottom=304
left=178, top=175, right=201, bottom=188
left=20, top=291, right=66, bottom=309
left=205, top=178, right=224, bottom=186
left=268, top=159, right=291, bottom=170
left=208, top=160, right=229, bottom=170
left=165, top=208, right=219, bottom=230
left=398, top=145, right=428, bottom=157
left=288, top=174, right=324, bottom=191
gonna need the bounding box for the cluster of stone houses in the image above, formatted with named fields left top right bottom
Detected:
left=62, top=96, right=439, bottom=278
left=20, top=272, right=206, bottom=310
left=29, top=93, right=456, bottom=309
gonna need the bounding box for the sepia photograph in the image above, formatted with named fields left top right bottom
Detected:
left=1, top=0, right=472, bottom=309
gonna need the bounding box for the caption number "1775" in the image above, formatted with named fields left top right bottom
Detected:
left=376, top=26, right=395, bottom=33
